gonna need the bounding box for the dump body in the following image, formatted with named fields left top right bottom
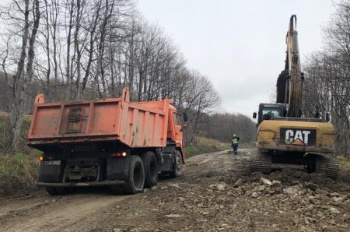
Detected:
left=28, top=90, right=171, bottom=149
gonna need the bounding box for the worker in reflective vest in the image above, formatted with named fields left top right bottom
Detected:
left=231, top=134, right=240, bottom=155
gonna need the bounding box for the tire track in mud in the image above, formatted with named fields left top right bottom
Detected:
left=0, top=189, right=130, bottom=232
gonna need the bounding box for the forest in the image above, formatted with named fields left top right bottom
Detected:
left=0, top=0, right=349, bottom=156
left=0, top=0, right=256, bottom=154
left=302, top=1, right=350, bottom=156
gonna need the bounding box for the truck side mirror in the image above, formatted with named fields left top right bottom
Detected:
left=183, top=113, right=188, bottom=122
left=253, top=112, right=257, bottom=119
left=326, top=112, right=330, bottom=122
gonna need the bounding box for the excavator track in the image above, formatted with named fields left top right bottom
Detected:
left=315, top=154, right=339, bottom=180
left=249, top=152, right=272, bottom=174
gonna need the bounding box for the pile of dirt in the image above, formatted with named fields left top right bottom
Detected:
left=104, top=150, right=350, bottom=232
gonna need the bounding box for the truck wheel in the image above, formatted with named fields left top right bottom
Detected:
left=55, top=187, right=68, bottom=195
left=111, top=185, right=123, bottom=195
left=123, top=155, right=145, bottom=194
left=170, top=150, right=183, bottom=177
left=45, top=187, right=58, bottom=196
left=142, top=151, right=158, bottom=188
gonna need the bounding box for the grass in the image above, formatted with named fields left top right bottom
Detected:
left=0, top=152, right=40, bottom=196
left=338, top=156, right=350, bottom=170
left=185, top=137, right=230, bottom=157
left=185, top=136, right=255, bottom=157
left=0, top=113, right=40, bottom=196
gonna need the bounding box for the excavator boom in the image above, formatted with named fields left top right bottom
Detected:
left=276, top=15, right=303, bottom=117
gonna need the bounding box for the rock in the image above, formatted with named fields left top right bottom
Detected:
left=258, top=185, right=266, bottom=192
left=291, top=180, right=299, bottom=185
left=179, top=197, right=185, bottom=202
left=332, top=197, right=344, bottom=202
left=269, top=188, right=282, bottom=195
left=283, top=186, right=299, bottom=195
left=328, top=207, right=340, bottom=214
left=260, top=177, right=272, bottom=186
left=271, top=180, right=282, bottom=187
left=226, top=191, right=233, bottom=196
left=251, top=192, right=259, bottom=198
left=113, top=229, right=122, bottom=232
left=306, top=188, right=313, bottom=195
left=165, top=214, right=182, bottom=218
left=234, top=178, right=243, bottom=187
left=315, top=188, right=329, bottom=195
left=216, top=183, right=227, bottom=191
left=304, top=182, right=318, bottom=191
left=245, top=190, right=252, bottom=196
left=167, top=183, right=181, bottom=189
left=308, top=196, right=321, bottom=205
left=209, top=182, right=227, bottom=191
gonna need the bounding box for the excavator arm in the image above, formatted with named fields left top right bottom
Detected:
left=276, top=15, right=304, bottom=117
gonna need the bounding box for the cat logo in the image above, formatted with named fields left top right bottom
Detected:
left=280, top=128, right=316, bottom=146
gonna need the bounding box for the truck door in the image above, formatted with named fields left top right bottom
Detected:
left=173, top=113, right=184, bottom=145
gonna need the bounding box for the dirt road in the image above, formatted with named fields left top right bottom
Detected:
left=1, top=149, right=350, bottom=232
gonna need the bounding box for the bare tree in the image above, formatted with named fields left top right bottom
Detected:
left=0, top=0, right=41, bottom=153
left=303, top=1, right=350, bottom=156
left=0, top=0, right=225, bottom=152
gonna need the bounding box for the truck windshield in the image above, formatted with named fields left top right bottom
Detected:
left=174, top=113, right=181, bottom=125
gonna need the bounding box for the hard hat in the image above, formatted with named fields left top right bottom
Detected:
left=233, top=134, right=236, bottom=137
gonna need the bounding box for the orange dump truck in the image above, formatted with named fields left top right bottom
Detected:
left=28, top=88, right=187, bottom=195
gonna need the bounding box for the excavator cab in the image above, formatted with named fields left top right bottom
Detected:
left=253, top=103, right=286, bottom=126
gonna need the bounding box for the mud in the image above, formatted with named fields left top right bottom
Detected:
left=1, top=149, right=350, bottom=232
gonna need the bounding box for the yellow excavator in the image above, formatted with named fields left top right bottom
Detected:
left=251, top=15, right=339, bottom=179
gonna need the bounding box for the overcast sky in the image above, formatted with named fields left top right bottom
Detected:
left=137, top=0, right=336, bottom=118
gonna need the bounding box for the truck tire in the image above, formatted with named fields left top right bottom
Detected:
left=45, top=187, right=75, bottom=195
left=142, top=151, right=158, bottom=188
left=45, top=187, right=58, bottom=196
left=55, top=187, right=68, bottom=195
left=170, top=150, right=183, bottom=178
left=123, top=155, right=145, bottom=194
